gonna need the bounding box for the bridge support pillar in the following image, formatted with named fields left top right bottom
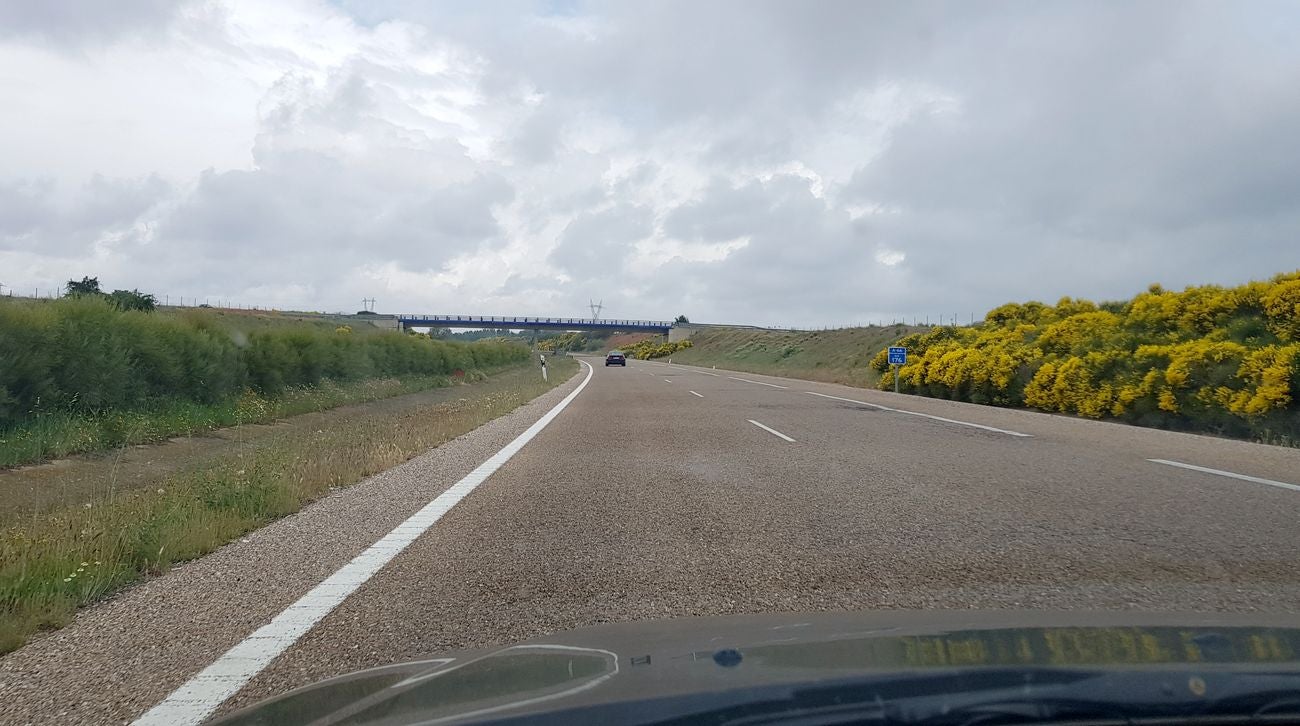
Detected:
left=668, top=324, right=698, bottom=343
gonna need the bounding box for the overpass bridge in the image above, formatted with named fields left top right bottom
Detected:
left=395, top=314, right=673, bottom=335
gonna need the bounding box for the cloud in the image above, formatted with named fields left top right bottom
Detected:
left=0, top=174, right=171, bottom=254
left=656, top=173, right=909, bottom=325
left=837, top=1, right=1300, bottom=311
left=549, top=203, right=653, bottom=279
left=3, top=0, right=1300, bottom=324
left=0, top=0, right=185, bottom=46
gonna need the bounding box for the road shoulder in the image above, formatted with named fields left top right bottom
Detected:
left=0, top=366, right=585, bottom=726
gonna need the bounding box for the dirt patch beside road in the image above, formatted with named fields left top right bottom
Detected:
left=0, top=370, right=535, bottom=524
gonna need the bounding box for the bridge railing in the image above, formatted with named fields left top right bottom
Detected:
left=395, top=315, right=673, bottom=327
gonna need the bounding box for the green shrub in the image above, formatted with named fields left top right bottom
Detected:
left=621, top=338, right=694, bottom=360
left=871, top=271, right=1300, bottom=442
left=0, top=297, right=530, bottom=431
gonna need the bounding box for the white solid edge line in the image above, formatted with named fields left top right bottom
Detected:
left=805, top=391, right=891, bottom=411
left=748, top=419, right=795, bottom=442
left=727, top=376, right=789, bottom=389
left=133, top=360, right=598, bottom=726
left=689, top=391, right=704, bottom=398
left=1148, top=459, right=1300, bottom=493
left=804, top=391, right=1032, bottom=438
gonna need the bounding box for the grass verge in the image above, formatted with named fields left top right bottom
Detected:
left=668, top=326, right=923, bottom=388
left=0, top=371, right=511, bottom=470
left=0, top=358, right=576, bottom=654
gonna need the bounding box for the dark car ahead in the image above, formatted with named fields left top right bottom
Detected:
left=605, top=351, right=626, bottom=366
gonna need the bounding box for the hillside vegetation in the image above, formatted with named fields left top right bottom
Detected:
left=873, top=272, right=1300, bottom=442
left=669, top=325, right=924, bottom=387
left=619, top=338, right=694, bottom=360
left=0, top=359, right=578, bottom=653
left=605, top=332, right=658, bottom=350
left=0, top=296, right=530, bottom=464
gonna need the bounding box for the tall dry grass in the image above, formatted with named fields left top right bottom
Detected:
left=0, top=359, right=575, bottom=653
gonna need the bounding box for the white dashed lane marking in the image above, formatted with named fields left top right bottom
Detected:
left=748, top=419, right=795, bottom=442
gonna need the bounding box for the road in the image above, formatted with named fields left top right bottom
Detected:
left=4, top=355, right=1300, bottom=724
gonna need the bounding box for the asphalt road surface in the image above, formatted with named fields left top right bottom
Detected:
left=4, top=355, right=1300, bottom=725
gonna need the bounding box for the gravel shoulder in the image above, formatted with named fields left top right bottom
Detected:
left=0, top=366, right=583, bottom=726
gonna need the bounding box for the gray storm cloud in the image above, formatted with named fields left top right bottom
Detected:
left=1, top=0, right=1297, bottom=324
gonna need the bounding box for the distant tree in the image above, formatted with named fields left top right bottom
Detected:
left=65, top=276, right=102, bottom=296
left=674, top=314, right=690, bottom=324
left=108, top=289, right=157, bottom=312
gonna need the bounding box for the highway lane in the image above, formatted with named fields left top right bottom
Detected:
left=216, top=354, right=1300, bottom=716
left=6, top=353, right=1300, bottom=725
left=654, top=359, right=1300, bottom=486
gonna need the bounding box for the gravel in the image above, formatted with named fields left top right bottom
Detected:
left=0, top=368, right=584, bottom=726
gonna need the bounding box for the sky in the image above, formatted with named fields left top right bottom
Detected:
left=1, top=0, right=1297, bottom=327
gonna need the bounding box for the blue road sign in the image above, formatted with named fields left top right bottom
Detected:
left=888, top=347, right=907, bottom=365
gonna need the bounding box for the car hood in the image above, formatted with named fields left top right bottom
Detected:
left=212, top=610, right=1300, bottom=725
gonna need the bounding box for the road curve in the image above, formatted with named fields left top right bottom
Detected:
left=4, top=355, right=1300, bottom=724
left=225, top=356, right=1300, bottom=715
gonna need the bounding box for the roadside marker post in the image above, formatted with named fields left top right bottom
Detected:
left=887, top=347, right=907, bottom=394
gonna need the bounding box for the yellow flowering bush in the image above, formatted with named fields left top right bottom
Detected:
left=537, top=332, right=587, bottom=352
left=871, top=271, right=1300, bottom=441
left=620, top=338, right=694, bottom=360
left=1222, top=344, right=1300, bottom=415
left=1262, top=279, right=1300, bottom=341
